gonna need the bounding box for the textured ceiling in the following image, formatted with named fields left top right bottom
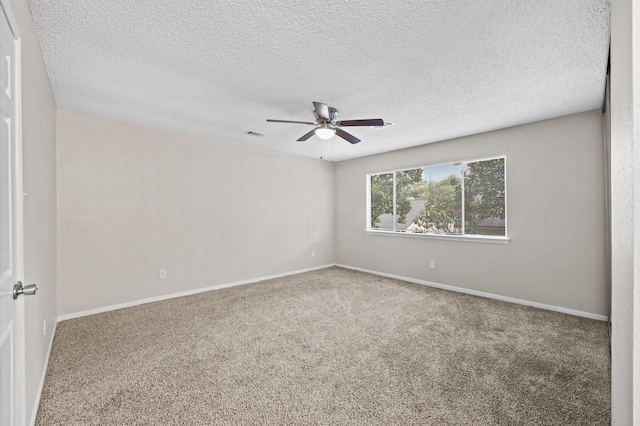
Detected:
left=28, top=0, right=611, bottom=162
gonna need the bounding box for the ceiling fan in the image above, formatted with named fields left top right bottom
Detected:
left=266, top=101, right=384, bottom=144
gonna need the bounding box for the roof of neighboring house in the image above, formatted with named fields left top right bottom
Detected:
left=478, top=217, right=506, bottom=228
left=375, top=199, right=427, bottom=230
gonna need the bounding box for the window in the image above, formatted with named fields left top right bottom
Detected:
left=367, top=157, right=506, bottom=238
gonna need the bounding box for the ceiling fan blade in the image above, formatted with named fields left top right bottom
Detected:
left=336, top=128, right=361, bottom=144
left=267, top=119, right=316, bottom=125
left=297, top=129, right=317, bottom=142
left=313, top=102, right=330, bottom=121
left=338, top=118, right=385, bottom=127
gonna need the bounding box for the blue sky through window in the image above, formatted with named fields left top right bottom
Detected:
left=422, top=163, right=464, bottom=182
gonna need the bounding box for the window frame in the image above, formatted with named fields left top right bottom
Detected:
left=365, top=155, right=509, bottom=244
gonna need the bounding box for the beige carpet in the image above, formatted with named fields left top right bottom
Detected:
left=36, top=267, right=610, bottom=425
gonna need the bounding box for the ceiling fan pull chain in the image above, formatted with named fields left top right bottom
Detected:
left=326, top=139, right=330, bottom=162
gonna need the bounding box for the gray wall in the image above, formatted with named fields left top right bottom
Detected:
left=9, top=0, right=58, bottom=421
left=56, top=110, right=336, bottom=316
left=335, top=110, right=608, bottom=317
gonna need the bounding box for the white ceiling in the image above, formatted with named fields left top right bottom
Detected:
left=28, top=0, right=611, bottom=162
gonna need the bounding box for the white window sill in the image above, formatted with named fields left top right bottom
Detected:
left=365, top=229, right=510, bottom=244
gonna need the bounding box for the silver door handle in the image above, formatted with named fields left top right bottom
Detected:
left=13, top=281, right=38, bottom=299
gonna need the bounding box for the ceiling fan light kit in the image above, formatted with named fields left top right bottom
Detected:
left=315, top=125, right=335, bottom=140
left=267, top=102, right=384, bottom=144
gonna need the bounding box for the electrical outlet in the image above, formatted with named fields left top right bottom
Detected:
left=429, top=260, right=435, bottom=269
left=159, top=269, right=167, bottom=279
left=43, top=319, right=47, bottom=336
left=311, top=250, right=316, bottom=257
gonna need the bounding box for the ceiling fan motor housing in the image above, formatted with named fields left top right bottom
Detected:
left=329, top=107, right=338, bottom=124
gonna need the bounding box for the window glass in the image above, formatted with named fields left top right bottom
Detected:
left=464, top=158, right=506, bottom=236
left=394, top=168, right=424, bottom=231
left=370, top=173, right=393, bottom=229
left=412, top=164, right=463, bottom=234
left=368, top=157, right=505, bottom=237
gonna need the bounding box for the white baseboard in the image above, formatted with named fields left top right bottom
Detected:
left=57, top=262, right=608, bottom=323
left=336, top=264, right=609, bottom=321
left=57, top=264, right=336, bottom=322
left=30, top=319, right=57, bottom=426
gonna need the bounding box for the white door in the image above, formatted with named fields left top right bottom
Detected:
left=0, top=1, right=25, bottom=425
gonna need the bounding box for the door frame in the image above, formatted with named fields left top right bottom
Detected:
left=0, top=0, right=25, bottom=423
